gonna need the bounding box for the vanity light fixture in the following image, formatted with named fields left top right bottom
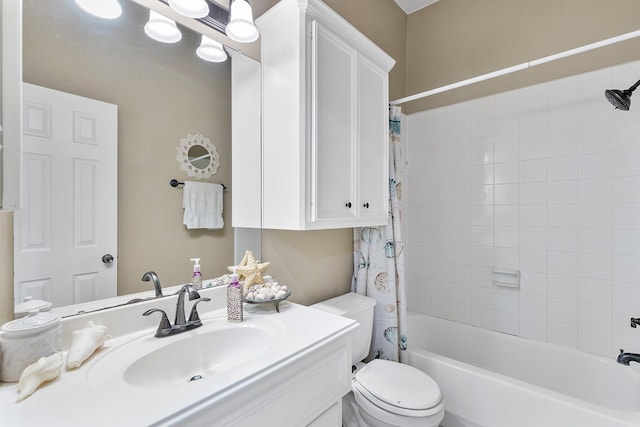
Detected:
left=168, top=0, right=209, bottom=19
left=226, top=0, right=259, bottom=43
left=144, top=10, right=182, bottom=43
left=75, top=0, right=122, bottom=19
left=196, top=36, right=228, bottom=62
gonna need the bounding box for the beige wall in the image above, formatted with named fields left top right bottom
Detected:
left=404, top=0, right=640, bottom=113
left=262, top=229, right=354, bottom=304
left=23, top=0, right=234, bottom=296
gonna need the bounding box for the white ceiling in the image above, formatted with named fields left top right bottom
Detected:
left=393, top=0, right=439, bottom=14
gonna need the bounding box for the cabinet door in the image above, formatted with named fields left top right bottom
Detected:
left=357, top=55, right=389, bottom=223
left=310, top=21, right=356, bottom=224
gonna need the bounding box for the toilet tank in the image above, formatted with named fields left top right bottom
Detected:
left=311, top=292, right=376, bottom=365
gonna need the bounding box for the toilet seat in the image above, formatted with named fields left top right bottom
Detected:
left=352, top=359, right=443, bottom=417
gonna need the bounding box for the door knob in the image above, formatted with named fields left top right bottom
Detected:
left=363, top=202, right=370, bottom=208
left=345, top=202, right=352, bottom=208
left=102, top=254, right=114, bottom=264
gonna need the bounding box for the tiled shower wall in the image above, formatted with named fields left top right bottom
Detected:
left=406, top=60, right=640, bottom=357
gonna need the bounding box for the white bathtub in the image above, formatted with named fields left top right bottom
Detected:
left=406, top=313, right=640, bottom=427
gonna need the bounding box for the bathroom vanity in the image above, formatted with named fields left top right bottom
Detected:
left=0, top=286, right=356, bottom=426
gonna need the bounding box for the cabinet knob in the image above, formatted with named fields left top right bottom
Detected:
left=345, top=202, right=352, bottom=208
left=363, top=203, right=370, bottom=208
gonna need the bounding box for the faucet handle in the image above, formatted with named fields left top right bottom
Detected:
left=143, top=308, right=172, bottom=337
left=188, top=297, right=211, bottom=326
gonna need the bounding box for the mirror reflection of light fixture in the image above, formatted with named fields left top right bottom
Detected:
left=196, top=36, right=228, bottom=63
left=144, top=10, right=182, bottom=43
left=226, top=0, right=259, bottom=43
left=168, top=0, right=209, bottom=19
left=75, top=0, right=122, bottom=19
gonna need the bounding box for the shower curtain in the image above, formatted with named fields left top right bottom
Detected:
left=352, top=105, right=407, bottom=363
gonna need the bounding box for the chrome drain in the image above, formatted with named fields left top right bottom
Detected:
left=189, top=375, right=203, bottom=382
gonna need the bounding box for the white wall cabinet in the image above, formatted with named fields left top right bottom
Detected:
left=232, top=0, right=395, bottom=230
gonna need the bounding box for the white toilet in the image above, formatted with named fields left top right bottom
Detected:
left=312, top=293, right=445, bottom=427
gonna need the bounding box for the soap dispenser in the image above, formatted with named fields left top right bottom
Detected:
left=227, top=268, right=243, bottom=322
left=190, top=258, right=202, bottom=290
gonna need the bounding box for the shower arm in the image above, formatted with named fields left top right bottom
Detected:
left=628, top=79, right=640, bottom=94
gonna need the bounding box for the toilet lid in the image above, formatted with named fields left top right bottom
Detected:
left=354, top=359, right=442, bottom=411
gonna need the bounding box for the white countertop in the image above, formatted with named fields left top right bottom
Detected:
left=0, top=286, right=355, bottom=426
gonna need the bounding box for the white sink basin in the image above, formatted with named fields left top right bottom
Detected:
left=87, top=317, right=283, bottom=389
left=124, top=327, right=271, bottom=387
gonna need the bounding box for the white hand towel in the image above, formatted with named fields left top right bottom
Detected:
left=183, top=181, right=224, bottom=230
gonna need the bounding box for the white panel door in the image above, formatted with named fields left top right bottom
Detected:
left=15, top=83, right=117, bottom=308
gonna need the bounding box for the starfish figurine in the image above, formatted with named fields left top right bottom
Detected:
left=229, top=250, right=271, bottom=290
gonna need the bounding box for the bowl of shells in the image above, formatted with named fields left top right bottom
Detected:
left=243, top=279, right=290, bottom=312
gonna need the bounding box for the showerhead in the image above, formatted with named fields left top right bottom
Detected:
left=605, top=78, right=640, bottom=111
left=605, top=89, right=631, bottom=110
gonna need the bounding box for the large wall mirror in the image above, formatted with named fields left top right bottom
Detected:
left=13, top=0, right=256, bottom=314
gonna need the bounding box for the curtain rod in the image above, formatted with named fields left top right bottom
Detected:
left=390, top=29, right=640, bottom=106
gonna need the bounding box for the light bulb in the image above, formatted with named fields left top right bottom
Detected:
left=75, top=0, right=122, bottom=19
left=144, top=10, right=182, bottom=44
left=226, top=0, right=259, bottom=43
left=168, top=0, right=209, bottom=19
left=196, top=36, right=228, bottom=63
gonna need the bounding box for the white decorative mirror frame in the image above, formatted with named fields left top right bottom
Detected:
left=176, top=133, right=220, bottom=179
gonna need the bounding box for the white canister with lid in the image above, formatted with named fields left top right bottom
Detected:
left=14, top=296, right=53, bottom=318
left=0, top=310, right=62, bottom=382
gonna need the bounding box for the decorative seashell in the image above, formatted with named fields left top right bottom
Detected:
left=399, top=333, right=408, bottom=351
left=374, top=272, right=391, bottom=294
left=384, top=303, right=397, bottom=313
left=16, top=352, right=64, bottom=402
left=373, top=348, right=385, bottom=359
left=389, top=178, right=398, bottom=198
left=360, top=227, right=382, bottom=244
left=383, top=326, right=398, bottom=345
left=66, top=321, right=111, bottom=369
left=384, top=240, right=396, bottom=258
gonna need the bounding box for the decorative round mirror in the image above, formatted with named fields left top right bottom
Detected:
left=176, top=133, right=220, bottom=179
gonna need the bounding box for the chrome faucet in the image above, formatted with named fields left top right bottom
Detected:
left=141, top=271, right=163, bottom=297
left=143, top=284, right=210, bottom=337
left=617, top=349, right=640, bottom=365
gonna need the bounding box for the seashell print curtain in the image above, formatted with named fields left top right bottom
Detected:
left=352, top=106, right=407, bottom=363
